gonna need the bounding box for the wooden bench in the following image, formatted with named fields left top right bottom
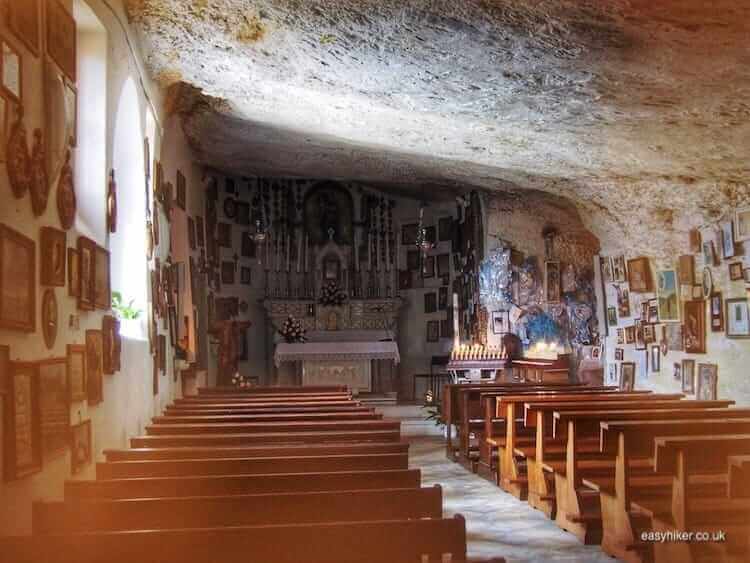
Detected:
left=65, top=468, right=423, bottom=500
left=35, top=486, right=443, bottom=533
left=173, top=396, right=355, bottom=405
left=96, top=452, right=409, bottom=479
left=3, top=516, right=477, bottom=563
left=197, top=385, right=349, bottom=394
left=593, top=418, right=750, bottom=562
left=144, top=419, right=401, bottom=435
left=163, top=404, right=373, bottom=416
left=104, top=441, right=409, bottom=462
left=729, top=454, right=750, bottom=497
left=153, top=411, right=383, bottom=424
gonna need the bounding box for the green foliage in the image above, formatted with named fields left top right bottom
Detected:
left=111, top=291, right=142, bottom=320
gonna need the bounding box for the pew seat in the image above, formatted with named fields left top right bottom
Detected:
left=131, top=429, right=401, bottom=447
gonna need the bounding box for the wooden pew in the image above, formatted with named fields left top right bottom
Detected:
left=131, top=428, right=401, bottom=448
left=96, top=452, right=409, bottom=479
left=729, top=454, right=750, bottom=497
left=65, top=468, right=423, bottom=500
left=153, top=411, right=383, bottom=424
left=3, top=515, right=479, bottom=563
left=144, top=419, right=401, bottom=435
left=593, top=418, right=750, bottom=562
left=551, top=405, right=746, bottom=544
left=164, top=404, right=372, bottom=416
left=104, top=441, right=408, bottom=462
left=197, top=385, right=349, bottom=394
left=173, top=395, right=354, bottom=405
left=35, top=486, right=443, bottom=533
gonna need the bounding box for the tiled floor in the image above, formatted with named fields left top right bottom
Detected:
left=380, top=406, right=619, bottom=563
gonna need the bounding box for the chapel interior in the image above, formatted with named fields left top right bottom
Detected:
left=1, top=1, right=749, bottom=562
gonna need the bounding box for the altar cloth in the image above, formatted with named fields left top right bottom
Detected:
left=274, top=341, right=400, bottom=368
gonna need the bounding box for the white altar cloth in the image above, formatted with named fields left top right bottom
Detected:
left=274, top=341, right=400, bottom=368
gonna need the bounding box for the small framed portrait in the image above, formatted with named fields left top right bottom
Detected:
left=94, top=245, right=111, bottom=310
left=678, top=255, right=695, bottom=285
left=0, top=224, right=36, bottom=332
left=437, top=254, right=450, bottom=277
left=491, top=310, right=510, bottom=334
left=729, top=261, right=744, bottom=281
left=673, top=362, right=682, bottom=381
left=38, top=357, right=70, bottom=458
left=647, top=299, right=660, bottom=324
left=85, top=329, right=104, bottom=406
left=221, top=261, right=235, bottom=285
left=701, top=267, right=713, bottom=299
left=643, top=324, right=656, bottom=344
left=401, top=223, right=419, bottom=245
left=406, top=250, right=420, bottom=271
left=626, top=257, right=653, bottom=293
left=735, top=207, right=750, bottom=242
left=438, top=217, right=454, bottom=242
left=544, top=261, right=561, bottom=303
left=624, top=326, right=635, bottom=344
left=614, top=348, right=624, bottom=361
left=616, top=328, right=624, bottom=344
left=77, top=236, right=96, bottom=311
left=424, top=292, right=437, bottom=314
left=687, top=228, right=702, bottom=253
left=696, top=363, right=718, bottom=400
left=196, top=216, right=205, bottom=247
left=235, top=201, right=251, bottom=226
left=725, top=298, right=750, bottom=339
left=600, top=257, right=613, bottom=283
left=398, top=270, right=412, bottom=290
left=175, top=170, right=186, bottom=211
left=70, top=420, right=92, bottom=475
left=619, top=362, right=635, bottom=391
left=606, top=306, right=617, bottom=327
left=102, top=315, right=120, bottom=375
left=681, top=359, right=695, bottom=394
left=721, top=221, right=735, bottom=259
left=422, top=255, right=435, bottom=279
left=607, top=363, right=618, bottom=385
left=46, top=0, right=77, bottom=82
left=616, top=285, right=631, bottom=318
left=683, top=300, right=706, bottom=353
left=665, top=323, right=684, bottom=351
left=218, top=222, right=232, bottom=248
left=66, top=344, right=86, bottom=403
left=187, top=217, right=196, bottom=250
left=240, top=267, right=251, bottom=285
left=634, top=321, right=646, bottom=351
left=649, top=345, right=660, bottom=373
left=591, top=345, right=602, bottom=360
left=67, top=247, right=80, bottom=298
left=612, top=256, right=627, bottom=283
left=702, top=241, right=717, bottom=267
left=5, top=362, right=42, bottom=480
left=710, top=292, right=724, bottom=332
left=438, top=286, right=448, bottom=310
left=40, top=226, right=66, bottom=286
left=1, top=39, right=23, bottom=103
left=426, top=320, right=439, bottom=342
left=656, top=270, right=679, bottom=322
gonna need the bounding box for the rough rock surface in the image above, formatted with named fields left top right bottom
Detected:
left=126, top=0, right=750, bottom=257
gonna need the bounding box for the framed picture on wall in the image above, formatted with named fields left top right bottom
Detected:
left=187, top=217, right=196, bottom=250
left=40, top=226, right=66, bottom=286
left=196, top=216, right=205, bottom=247
left=614, top=348, right=624, bottom=361
left=67, top=247, right=79, bottom=298
left=725, top=298, right=750, bottom=338
left=626, top=257, right=653, bottom=292
left=611, top=256, right=627, bottom=283
left=720, top=221, right=735, bottom=259
left=683, top=300, right=706, bottom=353
left=4, top=362, right=42, bottom=481
left=656, top=270, right=679, bottom=322
left=102, top=315, right=120, bottom=375
left=94, top=245, right=111, bottom=310
left=710, top=292, right=724, bottom=332
left=735, top=207, right=750, bottom=241
left=77, top=236, right=96, bottom=311
left=66, top=344, right=86, bottom=403
left=37, top=357, right=70, bottom=458
left=1, top=39, right=23, bottom=104
left=70, top=419, right=92, bottom=475
left=0, top=224, right=36, bottom=331
left=678, top=255, right=694, bottom=285
left=696, top=363, right=718, bottom=400
left=8, top=1, right=40, bottom=55
left=649, top=345, right=660, bottom=373
left=46, top=0, right=77, bottom=82
left=681, top=359, right=695, bottom=394
left=702, top=241, right=717, bottom=267
left=175, top=170, right=186, bottom=211
left=85, top=330, right=103, bottom=406
left=729, top=262, right=743, bottom=281
left=491, top=310, right=510, bottom=334
left=158, top=335, right=167, bottom=373
left=619, top=362, right=635, bottom=391
left=607, top=306, right=617, bottom=326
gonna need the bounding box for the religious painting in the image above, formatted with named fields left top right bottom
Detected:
left=639, top=301, right=648, bottom=323
left=304, top=182, right=354, bottom=245
left=614, top=348, right=624, bottom=361
left=647, top=299, right=659, bottom=324
left=94, top=245, right=110, bottom=310
left=66, top=344, right=86, bottom=403
left=240, top=267, right=251, bottom=286
left=729, top=262, right=743, bottom=281
left=426, top=320, right=439, bottom=342
left=438, top=286, right=448, bottom=310
left=438, top=217, right=453, bottom=242
left=0, top=223, right=36, bottom=331
left=696, top=363, right=718, bottom=400
left=665, top=323, right=684, bottom=351
left=437, top=254, right=450, bottom=278
left=187, top=216, right=196, bottom=250
left=37, top=357, right=69, bottom=458
left=634, top=321, right=646, bottom=351
left=8, top=1, right=40, bottom=55
left=702, top=241, right=717, bottom=267
left=672, top=362, right=681, bottom=382
left=616, top=328, right=624, bottom=344
left=656, top=269, right=679, bottom=322
left=710, top=292, right=724, bottom=332
left=701, top=267, right=712, bottom=299
left=619, top=362, right=635, bottom=391
left=41, top=288, right=58, bottom=350
left=241, top=232, right=256, bottom=258
left=649, top=345, right=660, bottom=373
left=600, top=257, right=613, bottom=283
left=607, top=363, right=618, bottom=385
left=735, top=207, right=750, bottom=242
left=424, top=292, right=437, bottom=314
left=398, top=270, right=411, bottom=290
left=643, top=324, right=656, bottom=344
left=235, top=201, right=250, bottom=226
left=175, top=170, right=186, bottom=210
left=615, top=285, right=630, bottom=318
left=67, top=247, right=79, bottom=298
left=46, top=0, right=77, bottom=82
left=402, top=223, right=418, bottom=246
left=406, top=250, right=420, bottom=271
left=678, top=255, right=694, bottom=285
left=2, top=40, right=22, bottom=103
left=544, top=261, right=560, bottom=303
left=422, top=255, right=435, bottom=279
left=612, top=256, right=627, bottom=283
left=77, top=236, right=96, bottom=311
left=70, top=419, right=92, bottom=475
left=102, top=315, right=120, bottom=375
left=217, top=222, right=232, bottom=248
left=626, top=257, right=652, bottom=293
left=40, top=226, right=66, bottom=286
left=85, top=330, right=103, bottom=405
left=196, top=216, right=205, bottom=247
left=681, top=359, right=695, bottom=394
left=491, top=310, right=510, bottom=334
left=683, top=300, right=706, bottom=353
left=726, top=298, right=750, bottom=338
left=720, top=220, right=735, bottom=259
left=689, top=228, right=702, bottom=253
left=4, top=362, right=42, bottom=481
left=162, top=182, right=173, bottom=222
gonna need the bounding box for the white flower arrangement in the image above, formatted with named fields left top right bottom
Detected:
left=279, top=315, right=307, bottom=343
left=231, top=372, right=253, bottom=388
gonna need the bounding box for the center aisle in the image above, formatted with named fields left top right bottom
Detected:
left=378, top=406, right=618, bottom=563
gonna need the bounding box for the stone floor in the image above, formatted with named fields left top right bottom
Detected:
left=379, top=406, right=618, bottom=563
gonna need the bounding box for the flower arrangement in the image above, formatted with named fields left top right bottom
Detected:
left=279, top=315, right=307, bottom=343
left=318, top=280, right=347, bottom=307
left=231, top=372, right=253, bottom=389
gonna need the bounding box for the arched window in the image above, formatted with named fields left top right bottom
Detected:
left=110, top=77, right=148, bottom=338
